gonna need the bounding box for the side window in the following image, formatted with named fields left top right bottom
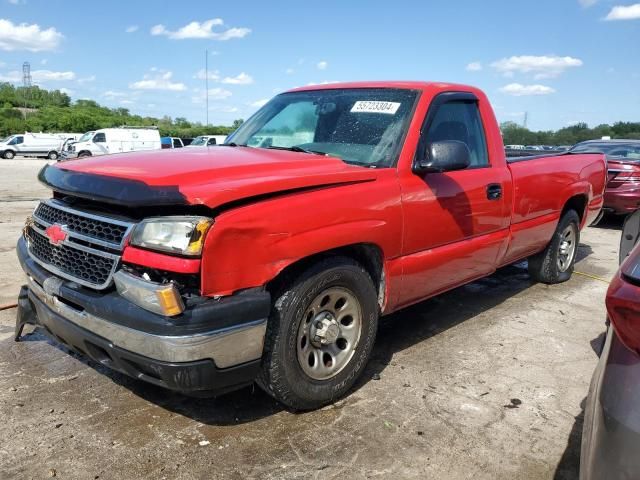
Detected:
left=173, top=138, right=182, bottom=148
left=9, top=136, right=23, bottom=145
left=93, top=133, right=106, bottom=143
left=426, top=101, right=488, bottom=167
left=207, top=138, right=216, bottom=145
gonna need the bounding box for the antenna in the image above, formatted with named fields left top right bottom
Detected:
left=22, top=61, right=32, bottom=111
left=205, top=49, right=209, bottom=126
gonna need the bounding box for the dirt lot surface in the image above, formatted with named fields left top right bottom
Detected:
left=0, top=159, right=621, bottom=479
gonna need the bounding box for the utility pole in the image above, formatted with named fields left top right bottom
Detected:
left=205, top=49, right=209, bottom=126
left=523, top=111, right=528, bottom=129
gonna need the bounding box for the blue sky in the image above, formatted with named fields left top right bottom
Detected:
left=0, top=0, right=638, bottom=131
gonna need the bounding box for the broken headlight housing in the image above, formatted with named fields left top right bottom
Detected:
left=130, top=216, right=212, bottom=256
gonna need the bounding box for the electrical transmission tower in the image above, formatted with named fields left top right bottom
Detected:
left=22, top=61, right=32, bottom=111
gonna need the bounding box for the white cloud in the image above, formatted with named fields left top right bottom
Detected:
left=317, top=61, right=328, bottom=70
left=0, top=19, right=63, bottom=52
left=499, top=83, right=556, bottom=96
left=579, top=0, right=598, bottom=7
left=249, top=98, right=269, bottom=108
left=605, top=4, right=640, bottom=20
left=7, top=0, right=25, bottom=4
left=125, top=25, right=139, bottom=33
left=151, top=19, right=250, bottom=40
left=491, top=55, right=583, bottom=79
left=466, top=62, right=482, bottom=72
left=77, top=75, right=95, bottom=84
left=221, top=72, right=253, bottom=85
left=194, top=68, right=220, bottom=80
left=191, top=87, right=232, bottom=104
left=285, top=68, right=294, bottom=75
left=129, top=70, right=186, bottom=91
left=0, top=69, right=75, bottom=82
left=119, top=99, right=134, bottom=105
left=59, top=87, right=73, bottom=96
left=40, top=59, right=47, bottom=65
left=103, top=90, right=127, bottom=98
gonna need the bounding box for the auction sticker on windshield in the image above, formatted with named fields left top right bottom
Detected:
left=351, top=101, right=401, bottom=114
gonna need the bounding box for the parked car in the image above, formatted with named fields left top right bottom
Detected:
left=570, top=140, right=640, bottom=215
left=15, top=81, right=606, bottom=410
left=0, top=132, right=67, bottom=160
left=581, top=209, right=640, bottom=479
left=63, top=127, right=161, bottom=159
left=161, top=137, right=185, bottom=149
left=186, top=135, right=227, bottom=147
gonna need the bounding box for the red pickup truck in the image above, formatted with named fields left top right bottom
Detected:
left=15, top=82, right=606, bottom=410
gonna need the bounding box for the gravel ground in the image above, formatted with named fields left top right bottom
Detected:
left=0, top=159, right=621, bottom=479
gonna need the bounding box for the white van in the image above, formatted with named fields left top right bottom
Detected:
left=0, top=133, right=67, bottom=160
left=186, top=135, right=227, bottom=147
left=65, top=127, right=161, bottom=159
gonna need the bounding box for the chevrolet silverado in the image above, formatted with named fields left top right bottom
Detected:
left=15, top=82, right=606, bottom=410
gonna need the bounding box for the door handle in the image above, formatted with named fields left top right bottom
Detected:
left=486, top=184, right=502, bottom=200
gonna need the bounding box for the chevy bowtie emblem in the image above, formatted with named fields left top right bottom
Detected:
left=45, top=224, right=67, bottom=245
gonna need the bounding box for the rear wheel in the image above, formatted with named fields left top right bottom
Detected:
left=47, top=151, right=59, bottom=160
left=3, top=150, right=15, bottom=159
left=528, top=209, right=580, bottom=284
left=77, top=151, right=91, bottom=158
left=258, top=257, right=379, bottom=410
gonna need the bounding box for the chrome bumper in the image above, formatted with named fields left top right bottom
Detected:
left=27, top=276, right=267, bottom=368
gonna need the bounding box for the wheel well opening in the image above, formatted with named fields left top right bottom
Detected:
left=562, top=195, right=587, bottom=222
left=266, top=243, right=385, bottom=309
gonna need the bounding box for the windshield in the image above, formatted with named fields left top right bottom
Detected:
left=78, top=132, right=94, bottom=143
left=570, top=142, right=640, bottom=160
left=228, top=88, right=419, bottom=167
left=190, top=136, right=208, bottom=146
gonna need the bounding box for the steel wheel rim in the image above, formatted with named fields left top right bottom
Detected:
left=558, top=224, right=577, bottom=272
left=296, top=286, right=363, bottom=381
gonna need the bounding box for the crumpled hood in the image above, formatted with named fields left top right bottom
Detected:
left=40, top=147, right=378, bottom=208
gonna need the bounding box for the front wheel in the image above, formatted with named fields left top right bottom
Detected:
left=258, top=257, right=379, bottom=410
left=528, top=209, right=580, bottom=284
left=47, top=151, right=59, bottom=160
left=3, top=150, right=15, bottom=159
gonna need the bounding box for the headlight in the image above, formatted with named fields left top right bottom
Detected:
left=130, top=216, right=212, bottom=256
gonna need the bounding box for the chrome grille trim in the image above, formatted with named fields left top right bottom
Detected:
left=34, top=199, right=135, bottom=249
left=25, top=199, right=136, bottom=290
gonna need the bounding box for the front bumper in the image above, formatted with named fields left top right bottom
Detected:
left=16, top=237, right=271, bottom=396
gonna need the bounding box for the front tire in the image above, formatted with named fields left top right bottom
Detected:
left=258, top=257, right=379, bottom=410
left=528, top=209, right=580, bottom=284
left=77, top=151, right=91, bottom=158
left=3, top=150, right=15, bottom=159
left=47, top=151, right=59, bottom=160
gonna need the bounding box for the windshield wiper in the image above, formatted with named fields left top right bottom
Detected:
left=265, top=145, right=328, bottom=156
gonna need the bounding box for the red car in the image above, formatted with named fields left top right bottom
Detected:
left=570, top=140, right=640, bottom=215
left=15, top=81, right=606, bottom=410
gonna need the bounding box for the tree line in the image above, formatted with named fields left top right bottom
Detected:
left=501, top=121, right=640, bottom=147
left=0, top=83, right=240, bottom=138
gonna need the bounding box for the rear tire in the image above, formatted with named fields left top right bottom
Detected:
left=257, top=256, right=379, bottom=411
left=3, top=150, right=15, bottom=159
left=47, top=151, right=59, bottom=160
left=528, top=209, right=580, bottom=284
left=77, top=151, right=91, bottom=158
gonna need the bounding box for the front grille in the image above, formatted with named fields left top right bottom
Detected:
left=34, top=201, right=129, bottom=246
left=26, top=226, right=117, bottom=288
left=26, top=200, right=135, bottom=289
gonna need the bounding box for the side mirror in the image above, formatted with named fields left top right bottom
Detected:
left=413, top=140, right=471, bottom=174
left=620, top=209, right=640, bottom=264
